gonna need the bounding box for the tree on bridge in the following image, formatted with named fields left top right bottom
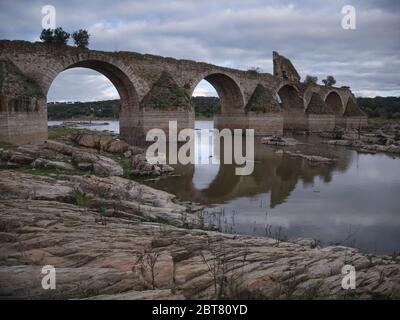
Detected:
left=322, top=75, right=336, bottom=87
left=40, top=28, right=70, bottom=45
left=304, top=75, right=318, bottom=85
left=72, top=29, right=90, bottom=48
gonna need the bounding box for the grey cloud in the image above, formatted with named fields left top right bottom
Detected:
left=0, top=0, right=399, bottom=99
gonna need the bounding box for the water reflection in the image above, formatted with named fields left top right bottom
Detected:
left=150, top=121, right=400, bottom=254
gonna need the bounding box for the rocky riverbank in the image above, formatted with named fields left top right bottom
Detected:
left=320, top=125, right=400, bottom=155
left=1, top=129, right=400, bottom=300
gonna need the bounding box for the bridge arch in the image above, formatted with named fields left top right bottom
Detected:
left=276, top=84, right=304, bottom=111
left=44, top=56, right=142, bottom=142
left=190, top=72, right=245, bottom=113
left=325, top=91, right=344, bottom=115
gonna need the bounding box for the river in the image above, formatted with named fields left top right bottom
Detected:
left=49, top=120, right=400, bottom=254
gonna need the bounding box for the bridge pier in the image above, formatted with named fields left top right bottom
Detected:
left=0, top=97, right=48, bottom=144
left=214, top=112, right=283, bottom=136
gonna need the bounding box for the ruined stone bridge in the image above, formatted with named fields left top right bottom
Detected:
left=0, top=40, right=367, bottom=144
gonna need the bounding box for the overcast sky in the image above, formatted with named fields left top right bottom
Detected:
left=1, top=0, right=399, bottom=101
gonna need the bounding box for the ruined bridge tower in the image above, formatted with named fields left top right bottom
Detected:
left=0, top=40, right=367, bottom=145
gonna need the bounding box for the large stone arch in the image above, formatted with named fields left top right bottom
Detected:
left=43, top=55, right=142, bottom=143
left=190, top=71, right=245, bottom=114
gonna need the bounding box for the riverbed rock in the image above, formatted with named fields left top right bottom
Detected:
left=72, top=132, right=143, bottom=155
left=132, top=154, right=174, bottom=176
left=0, top=171, right=194, bottom=226
left=0, top=149, right=35, bottom=165
left=0, top=195, right=399, bottom=300
left=283, top=151, right=334, bottom=163
left=72, top=151, right=123, bottom=176
left=322, top=139, right=400, bottom=154
left=32, top=158, right=74, bottom=171
left=42, top=140, right=78, bottom=156
left=261, top=136, right=303, bottom=147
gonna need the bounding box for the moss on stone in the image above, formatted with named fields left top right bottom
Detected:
left=306, top=93, right=333, bottom=114
left=48, top=126, right=80, bottom=140
left=343, top=99, right=366, bottom=117
left=245, top=84, right=281, bottom=113
left=140, top=71, right=192, bottom=111
left=0, top=59, right=43, bottom=97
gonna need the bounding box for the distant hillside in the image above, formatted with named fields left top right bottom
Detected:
left=357, top=96, right=400, bottom=119
left=47, top=96, right=399, bottom=120
left=47, top=100, right=120, bottom=120
left=192, top=96, right=220, bottom=118
left=47, top=96, right=220, bottom=120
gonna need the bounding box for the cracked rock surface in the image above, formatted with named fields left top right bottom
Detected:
left=0, top=171, right=399, bottom=300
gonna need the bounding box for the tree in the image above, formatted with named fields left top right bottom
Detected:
left=322, top=75, right=336, bottom=87
left=40, top=28, right=69, bottom=45
left=304, top=75, right=318, bottom=85
left=40, top=29, right=55, bottom=43
left=247, top=67, right=262, bottom=75
left=72, top=29, right=90, bottom=48
left=53, top=27, right=70, bottom=45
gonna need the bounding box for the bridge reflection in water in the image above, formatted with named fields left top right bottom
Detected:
left=147, top=120, right=400, bottom=255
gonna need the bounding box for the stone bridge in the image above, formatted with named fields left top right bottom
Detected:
left=0, top=40, right=367, bottom=144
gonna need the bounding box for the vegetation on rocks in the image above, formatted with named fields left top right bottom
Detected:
left=306, top=93, right=334, bottom=114
left=343, top=99, right=367, bottom=117
left=0, top=59, right=43, bottom=97
left=141, top=71, right=192, bottom=111
left=245, top=84, right=281, bottom=113
left=48, top=126, right=80, bottom=140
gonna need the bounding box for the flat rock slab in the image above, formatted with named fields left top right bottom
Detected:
left=0, top=179, right=399, bottom=299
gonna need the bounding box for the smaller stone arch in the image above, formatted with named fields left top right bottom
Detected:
left=325, top=91, right=344, bottom=115
left=190, top=71, right=245, bottom=113
left=276, top=83, right=304, bottom=111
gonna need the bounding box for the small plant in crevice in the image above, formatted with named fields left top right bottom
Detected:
left=135, top=248, right=161, bottom=290
left=72, top=190, right=92, bottom=208
left=199, top=238, right=250, bottom=299
left=97, top=207, right=107, bottom=226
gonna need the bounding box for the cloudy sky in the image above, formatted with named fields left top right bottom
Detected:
left=0, top=0, right=399, bottom=101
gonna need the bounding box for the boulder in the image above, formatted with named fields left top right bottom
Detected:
left=132, top=154, right=174, bottom=176
left=261, top=136, right=302, bottom=147
left=72, top=151, right=123, bottom=176
left=0, top=149, right=34, bottom=165
left=32, top=158, right=74, bottom=171
left=72, top=132, right=143, bottom=155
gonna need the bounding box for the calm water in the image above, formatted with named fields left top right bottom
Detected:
left=49, top=120, right=400, bottom=254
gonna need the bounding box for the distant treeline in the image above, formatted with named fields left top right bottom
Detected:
left=47, top=97, right=220, bottom=120
left=47, top=100, right=121, bottom=120
left=358, top=96, right=400, bottom=119
left=47, top=96, right=399, bottom=120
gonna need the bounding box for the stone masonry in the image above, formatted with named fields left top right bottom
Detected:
left=0, top=40, right=367, bottom=144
